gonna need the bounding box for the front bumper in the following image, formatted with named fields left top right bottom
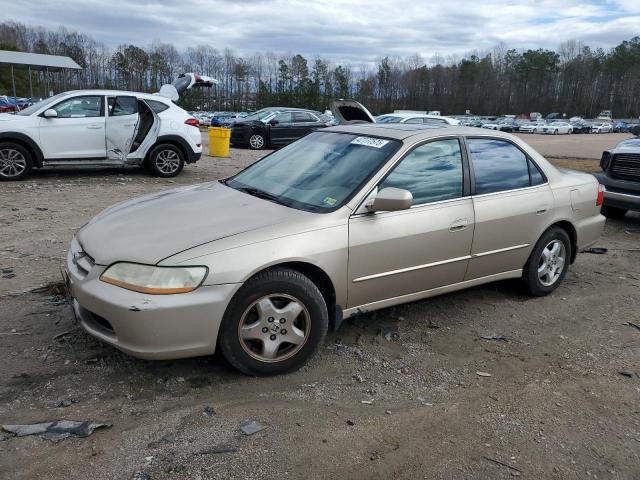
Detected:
left=593, top=172, right=640, bottom=211
left=65, top=239, right=239, bottom=360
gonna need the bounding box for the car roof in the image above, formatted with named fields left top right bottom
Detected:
left=59, top=90, right=172, bottom=102
left=325, top=123, right=504, bottom=140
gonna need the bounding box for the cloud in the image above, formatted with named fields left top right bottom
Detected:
left=2, top=0, right=638, bottom=63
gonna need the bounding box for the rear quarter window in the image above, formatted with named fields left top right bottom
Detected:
left=146, top=100, right=170, bottom=114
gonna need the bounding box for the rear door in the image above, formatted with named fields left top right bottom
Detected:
left=465, top=137, right=554, bottom=280
left=106, top=96, right=140, bottom=162
left=292, top=111, right=322, bottom=137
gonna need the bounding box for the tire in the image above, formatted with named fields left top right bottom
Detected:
left=601, top=205, right=627, bottom=219
left=0, top=142, right=33, bottom=181
left=147, top=144, right=184, bottom=177
left=522, top=227, right=572, bottom=297
left=218, top=268, right=329, bottom=376
left=553, top=129, right=558, bottom=135
left=248, top=133, right=266, bottom=150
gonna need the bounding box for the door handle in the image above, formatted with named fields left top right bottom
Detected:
left=536, top=208, right=548, bottom=215
left=449, top=219, right=469, bottom=232
left=87, top=124, right=103, bottom=129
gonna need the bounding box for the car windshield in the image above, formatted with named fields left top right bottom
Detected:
left=17, top=93, right=67, bottom=116
left=243, top=109, right=278, bottom=121
left=617, top=139, right=640, bottom=148
left=225, top=131, right=401, bottom=212
left=376, top=115, right=403, bottom=123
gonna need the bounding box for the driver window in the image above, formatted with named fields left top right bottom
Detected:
left=404, top=118, right=423, bottom=124
left=52, top=96, right=103, bottom=118
left=379, top=139, right=464, bottom=205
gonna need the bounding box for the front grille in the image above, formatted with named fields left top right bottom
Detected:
left=610, top=153, right=640, bottom=181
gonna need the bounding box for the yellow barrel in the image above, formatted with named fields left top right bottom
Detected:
left=208, top=127, right=231, bottom=157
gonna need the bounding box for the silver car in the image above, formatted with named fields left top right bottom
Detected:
left=65, top=101, right=605, bottom=375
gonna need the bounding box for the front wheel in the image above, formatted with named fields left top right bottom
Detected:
left=218, top=268, right=328, bottom=376
left=147, top=144, right=185, bottom=177
left=523, top=227, right=571, bottom=296
left=248, top=133, right=266, bottom=150
left=0, top=142, right=33, bottom=181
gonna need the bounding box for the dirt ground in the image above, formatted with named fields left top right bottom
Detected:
left=1, top=132, right=639, bottom=480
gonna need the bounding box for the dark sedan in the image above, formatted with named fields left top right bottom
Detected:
left=570, top=120, right=592, bottom=134
left=231, top=107, right=329, bottom=149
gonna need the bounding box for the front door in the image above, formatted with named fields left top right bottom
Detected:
left=464, top=137, right=554, bottom=279
left=38, top=95, right=106, bottom=159
left=348, top=138, right=474, bottom=308
left=106, top=96, right=140, bottom=162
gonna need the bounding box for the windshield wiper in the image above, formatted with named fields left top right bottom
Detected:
left=235, top=186, right=290, bottom=207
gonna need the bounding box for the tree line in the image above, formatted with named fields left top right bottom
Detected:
left=1, top=20, right=639, bottom=118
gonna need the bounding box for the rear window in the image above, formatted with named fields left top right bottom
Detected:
left=468, top=139, right=532, bottom=194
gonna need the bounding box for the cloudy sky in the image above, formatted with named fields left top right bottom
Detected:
left=3, top=0, right=640, bottom=62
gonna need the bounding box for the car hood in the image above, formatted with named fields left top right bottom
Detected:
left=77, top=181, right=305, bottom=265
left=0, top=113, right=24, bottom=122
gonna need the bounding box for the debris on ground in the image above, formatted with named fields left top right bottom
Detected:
left=132, top=471, right=150, bottom=480
left=624, top=321, right=640, bottom=332
left=352, top=373, right=365, bottom=383
left=239, top=420, right=266, bottom=435
left=584, top=247, right=608, bottom=254
left=618, top=370, right=634, bottom=378
left=480, top=334, right=507, bottom=341
left=476, top=371, right=493, bottom=377
left=483, top=456, right=522, bottom=474
left=346, top=420, right=355, bottom=426
left=194, top=445, right=237, bottom=455
left=54, top=398, right=77, bottom=408
left=2, top=420, right=112, bottom=442
left=202, top=406, right=216, bottom=417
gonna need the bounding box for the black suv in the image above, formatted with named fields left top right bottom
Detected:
left=593, top=137, right=640, bottom=218
left=231, top=107, right=329, bottom=149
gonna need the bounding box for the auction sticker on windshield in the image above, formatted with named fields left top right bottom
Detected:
left=350, top=137, right=390, bottom=148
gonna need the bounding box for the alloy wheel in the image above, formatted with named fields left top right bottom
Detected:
left=0, top=148, right=27, bottom=178
left=249, top=134, right=265, bottom=149
left=155, top=149, right=180, bottom=174
left=238, top=294, right=310, bottom=363
left=538, top=240, right=566, bottom=287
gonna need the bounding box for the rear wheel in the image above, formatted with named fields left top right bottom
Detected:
left=147, top=144, right=184, bottom=177
left=601, top=205, right=627, bottom=219
left=219, top=268, right=328, bottom=376
left=523, top=227, right=571, bottom=296
left=0, top=142, right=33, bottom=181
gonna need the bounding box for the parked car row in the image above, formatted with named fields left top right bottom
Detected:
left=189, top=111, right=248, bottom=127
left=466, top=116, right=622, bottom=135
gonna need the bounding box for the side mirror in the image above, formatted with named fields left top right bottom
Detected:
left=43, top=109, right=58, bottom=118
left=269, top=119, right=278, bottom=126
left=367, top=187, right=413, bottom=212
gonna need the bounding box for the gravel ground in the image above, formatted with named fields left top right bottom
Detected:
left=1, top=133, right=639, bottom=479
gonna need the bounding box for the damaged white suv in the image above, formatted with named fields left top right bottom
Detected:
left=0, top=74, right=216, bottom=180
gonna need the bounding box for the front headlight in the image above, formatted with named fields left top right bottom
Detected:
left=100, top=263, right=208, bottom=294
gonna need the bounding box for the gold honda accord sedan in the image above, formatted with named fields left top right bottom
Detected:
left=65, top=117, right=605, bottom=375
